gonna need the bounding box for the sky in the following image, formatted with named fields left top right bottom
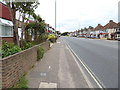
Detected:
left=35, top=0, right=119, bottom=33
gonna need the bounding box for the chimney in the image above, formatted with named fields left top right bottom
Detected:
left=109, top=20, right=113, bottom=22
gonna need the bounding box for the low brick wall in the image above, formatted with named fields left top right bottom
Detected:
left=2, top=37, right=14, bottom=43
left=0, top=41, right=50, bottom=88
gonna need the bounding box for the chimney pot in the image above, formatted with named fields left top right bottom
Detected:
left=109, top=20, right=113, bottom=22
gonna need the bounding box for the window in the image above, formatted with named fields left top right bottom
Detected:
left=0, top=25, right=13, bottom=37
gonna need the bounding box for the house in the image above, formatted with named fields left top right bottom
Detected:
left=75, top=30, right=79, bottom=37
left=90, top=28, right=96, bottom=38
left=48, top=26, right=55, bottom=34
left=0, top=2, right=13, bottom=43
left=114, top=22, right=120, bottom=40
left=79, top=28, right=84, bottom=37
left=16, top=20, right=24, bottom=40
left=94, top=24, right=105, bottom=38
left=86, top=26, right=94, bottom=38
left=82, top=28, right=88, bottom=37
left=104, top=20, right=118, bottom=40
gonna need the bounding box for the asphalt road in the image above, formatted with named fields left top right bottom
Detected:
left=62, top=36, right=118, bottom=88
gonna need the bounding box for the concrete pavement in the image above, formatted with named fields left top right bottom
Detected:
left=26, top=38, right=90, bottom=88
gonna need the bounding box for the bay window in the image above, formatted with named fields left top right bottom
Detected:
left=0, top=25, right=13, bottom=37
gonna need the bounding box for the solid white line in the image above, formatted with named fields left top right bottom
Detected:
left=64, top=39, right=105, bottom=89
left=67, top=44, right=93, bottom=88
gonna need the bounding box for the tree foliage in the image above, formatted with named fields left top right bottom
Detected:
left=25, top=13, right=46, bottom=41
left=61, top=32, right=69, bottom=36
left=5, top=0, right=40, bottom=46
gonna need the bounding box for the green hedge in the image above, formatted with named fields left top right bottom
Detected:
left=37, top=47, right=44, bottom=61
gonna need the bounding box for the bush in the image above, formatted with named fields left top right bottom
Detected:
left=37, top=47, right=44, bottom=61
left=21, top=40, right=33, bottom=50
left=1, top=41, right=21, bottom=58
left=12, top=76, right=28, bottom=88
left=48, top=34, right=57, bottom=43
left=41, top=33, right=48, bottom=41
left=48, top=34, right=56, bottom=39
left=36, top=34, right=48, bottom=44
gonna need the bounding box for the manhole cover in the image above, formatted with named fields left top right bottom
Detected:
left=39, top=82, right=57, bottom=88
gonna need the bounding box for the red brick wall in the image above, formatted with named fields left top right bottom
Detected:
left=1, top=41, right=50, bottom=88
left=2, top=37, right=14, bottom=43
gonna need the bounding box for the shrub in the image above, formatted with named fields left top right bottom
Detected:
left=12, top=76, right=28, bottom=88
left=36, top=33, right=48, bottom=44
left=1, top=41, right=21, bottom=58
left=37, top=47, right=44, bottom=61
left=48, top=34, right=56, bottom=39
left=41, top=33, right=48, bottom=41
left=21, top=40, right=33, bottom=50
left=48, top=34, right=57, bottom=43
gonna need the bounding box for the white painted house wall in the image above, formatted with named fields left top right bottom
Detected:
left=107, top=29, right=115, bottom=38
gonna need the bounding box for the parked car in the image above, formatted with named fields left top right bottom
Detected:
left=91, top=36, right=96, bottom=38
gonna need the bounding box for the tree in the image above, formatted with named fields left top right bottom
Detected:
left=56, top=31, right=61, bottom=35
left=16, top=1, right=40, bottom=46
left=88, top=26, right=94, bottom=29
left=61, top=32, right=69, bottom=36
left=5, top=1, right=20, bottom=46
left=25, top=14, right=46, bottom=41
left=5, top=0, right=39, bottom=46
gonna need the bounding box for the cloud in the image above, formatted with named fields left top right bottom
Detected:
left=35, top=0, right=119, bottom=33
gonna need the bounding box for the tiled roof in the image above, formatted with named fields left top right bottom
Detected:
left=118, top=22, right=120, bottom=28
left=84, top=28, right=88, bottom=31
left=0, top=2, right=12, bottom=21
left=94, top=24, right=104, bottom=31
left=104, top=20, right=118, bottom=29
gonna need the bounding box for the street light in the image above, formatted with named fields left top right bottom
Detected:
left=55, top=0, right=56, bottom=35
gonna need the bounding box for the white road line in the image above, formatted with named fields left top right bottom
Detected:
left=67, top=44, right=93, bottom=88
left=63, top=39, right=105, bottom=89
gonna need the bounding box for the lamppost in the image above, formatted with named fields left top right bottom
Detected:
left=55, top=0, right=56, bottom=35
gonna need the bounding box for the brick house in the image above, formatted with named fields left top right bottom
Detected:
left=94, top=24, right=106, bottom=38
left=114, top=22, right=120, bottom=40
left=104, top=20, right=118, bottom=40
left=0, top=2, right=13, bottom=43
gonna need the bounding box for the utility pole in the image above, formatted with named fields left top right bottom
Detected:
left=55, top=0, right=56, bottom=35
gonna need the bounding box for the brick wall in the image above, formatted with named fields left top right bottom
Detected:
left=2, top=37, right=14, bottom=43
left=1, top=41, right=50, bottom=88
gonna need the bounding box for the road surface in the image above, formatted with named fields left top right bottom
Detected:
left=62, top=36, right=118, bottom=88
